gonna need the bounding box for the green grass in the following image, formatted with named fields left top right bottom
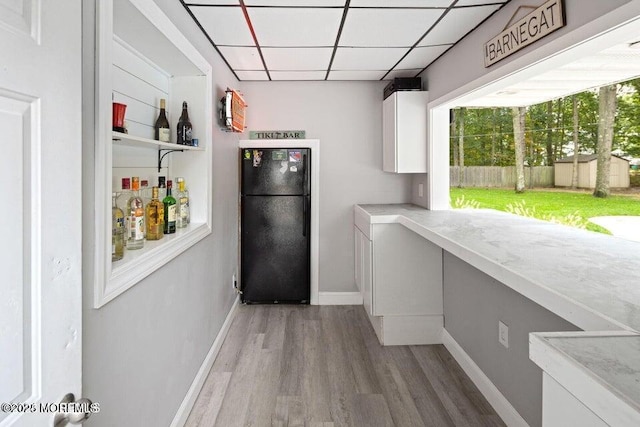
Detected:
left=450, top=188, right=640, bottom=233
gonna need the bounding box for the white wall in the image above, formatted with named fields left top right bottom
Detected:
left=81, top=0, right=240, bottom=425
left=241, top=81, right=413, bottom=292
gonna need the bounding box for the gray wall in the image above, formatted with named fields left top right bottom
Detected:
left=82, top=0, right=240, bottom=425
left=241, top=81, right=412, bottom=292
left=443, top=252, right=580, bottom=427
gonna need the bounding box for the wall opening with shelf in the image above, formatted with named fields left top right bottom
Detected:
left=94, top=0, right=212, bottom=308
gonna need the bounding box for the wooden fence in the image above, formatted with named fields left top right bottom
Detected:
left=450, top=166, right=554, bottom=188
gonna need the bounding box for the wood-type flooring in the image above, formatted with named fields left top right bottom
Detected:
left=185, top=304, right=505, bottom=427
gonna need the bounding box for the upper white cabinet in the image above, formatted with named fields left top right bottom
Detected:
left=92, top=0, right=213, bottom=307
left=382, top=91, right=429, bottom=173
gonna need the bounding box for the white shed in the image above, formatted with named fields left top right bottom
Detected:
left=554, top=154, right=630, bottom=188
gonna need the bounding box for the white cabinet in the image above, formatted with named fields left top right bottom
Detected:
left=91, top=0, right=213, bottom=307
left=354, top=208, right=443, bottom=345
left=382, top=91, right=429, bottom=173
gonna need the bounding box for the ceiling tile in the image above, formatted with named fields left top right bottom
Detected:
left=339, top=8, right=444, bottom=47
left=218, top=46, right=264, bottom=69
left=419, top=5, right=501, bottom=46
left=186, top=1, right=240, bottom=5
left=245, top=0, right=344, bottom=5
left=189, top=6, right=254, bottom=45
left=327, top=70, right=387, bottom=80
left=383, top=68, right=422, bottom=80
left=332, top=47, right=407, bottom=70
left=395, top=45, right=451, bottom=69
left=247, top=8, right=342, bottom=46
left=350, top=0, right=452, bottom=6
left=262, top=47, right=332, bottom=70
left=270, top=71, right=327, bottom=80
left=236, top=70, right=270, bottom=80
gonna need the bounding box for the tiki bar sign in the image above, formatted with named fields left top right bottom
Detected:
left=484, top=0, right=565, bottom=67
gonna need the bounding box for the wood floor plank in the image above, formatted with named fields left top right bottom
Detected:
left=387, top=346, right=455, bottom=426
left=353, top=308, right=426, bottom=427
left=410, top=345, right=505, bottom=427
left=301, top=319, right=332, bottom=423
left=262, top=305, right=287, bottom=350
left=320, top=306, right=358, bottom=427
left=339, top=306, right=382, bottom=395
left=211, top=305, right=255, bottom=373
left=349, top=394, right=394, bottom=427
left=241, top=348, right=281, bottom=427
left=187, top=305, right=506, bottom=427
left=213, top=333, right=265, bottom=426
left=278, top=309, right=304, bottom=396
left=184, top=371, right=231, bottom=427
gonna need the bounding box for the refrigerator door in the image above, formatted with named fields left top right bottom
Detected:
left=242, top=148, right=310, bottom=195
left=241, top=195, right=311, bottom=303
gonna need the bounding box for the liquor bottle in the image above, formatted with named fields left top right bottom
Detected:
left=125, top=177, right=145, bottom=250
left=158, top=176, right=167, bottom=200
left=176, top=101, right=193, bottom=145
left=117, top=177, right=131, bottom=210
left=140, top=179, right=151, bottom=206
left=145, top=186, right=164, bottom=240
left=175, top=177, right=190, bottom=228
left=112, top=192, right=125, bottom=261
left=163, top=180, right=177, bottom=234
left=154, top=98, right=170, bottom=143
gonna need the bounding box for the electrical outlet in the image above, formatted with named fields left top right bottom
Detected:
left=232, top=272, right=237, bottom=290
left=418, top=183, right=424, bottom=198
left=498, top=321, right=509, bottom=348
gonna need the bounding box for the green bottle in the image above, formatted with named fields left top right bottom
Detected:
left=163, top=180, right=177, bottom=234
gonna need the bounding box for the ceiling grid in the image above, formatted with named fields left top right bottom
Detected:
left=182, top=0, right=510, bottom=81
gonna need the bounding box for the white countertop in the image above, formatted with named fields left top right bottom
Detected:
left=530, top=331, right=640, bottom=426
left=356, top=203, right=640, bottom=423
left=356, top=203, right=640, bottom=333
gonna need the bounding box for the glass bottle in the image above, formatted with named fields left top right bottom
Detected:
left=145, top=186, right=164, bottom=240
left=176, top=177, right=190, bottom=228
left=112, top=192, right=125, bottom=261
left=163, top=180, right=177, bottom=234
left=117, top=177, right=131, bottom=211
left=158, top=176, right=167, bottom=200
left=154, top=98, right=170, bottom=143
left=176, top=101, right=193, bottom=145
left=125, top=176, right=145, bottom=250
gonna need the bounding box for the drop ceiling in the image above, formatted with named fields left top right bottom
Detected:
left=182, top=0, right=510, bottom=81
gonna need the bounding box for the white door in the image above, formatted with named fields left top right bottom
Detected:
left=0, top=0, right=83, bottom=426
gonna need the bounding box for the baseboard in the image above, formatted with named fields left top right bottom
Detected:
left=442, top=329, right=529, bottom=427
left=381, top=315, right=443, bottom=345
left=318, top=291, right=363, bottom=305
left=170, top=295, right=240, bottom=427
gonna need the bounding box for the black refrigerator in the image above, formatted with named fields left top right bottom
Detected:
left=240, top=148, right=311, bottom=304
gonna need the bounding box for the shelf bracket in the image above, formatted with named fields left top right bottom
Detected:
left=158, top=149, right=184, bottom=173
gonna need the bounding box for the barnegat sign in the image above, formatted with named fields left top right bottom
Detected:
left=484, top=0, right=565, bottom=67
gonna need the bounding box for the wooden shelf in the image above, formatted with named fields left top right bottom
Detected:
left=112, top=131, right=203, bottom=151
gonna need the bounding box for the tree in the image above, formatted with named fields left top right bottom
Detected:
left=571, top=95, right=580, bottom=189
left=512, top=106, right=526, bottom=193
left=594, top=84, right=617, bottom=198
left=546, top=100, right=554, bottom=165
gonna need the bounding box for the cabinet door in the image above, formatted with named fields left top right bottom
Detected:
left=396, top=92, right=428, bottom=173
left=362, top=232, right=373, bottom=317
left=382, top=93, right=397, bottom=172
left=372, top=223, right=442, bottom=316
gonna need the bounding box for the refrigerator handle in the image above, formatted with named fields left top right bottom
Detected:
left=303, top=196, right=308, bottom=237
left=303, top=153, right=309, bottom=195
